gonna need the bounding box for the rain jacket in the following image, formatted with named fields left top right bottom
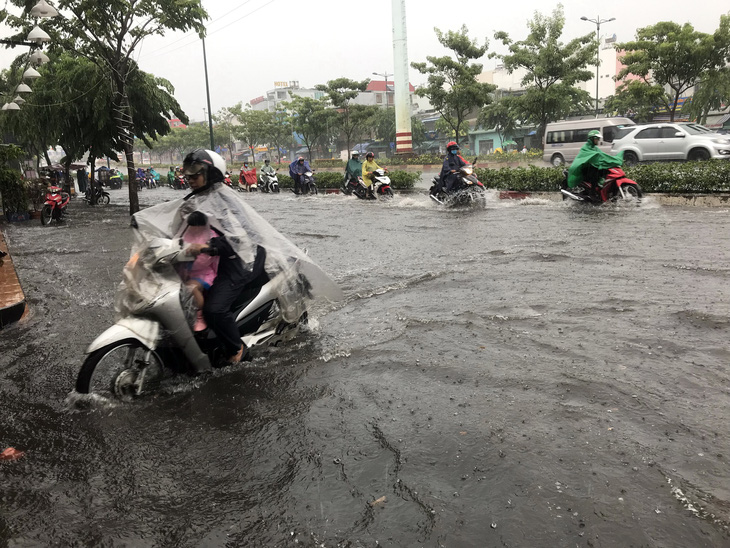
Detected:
left=289, top=159, right=311, bottom=178
left=567, top=139, right=624, bottom=188
left=439, top=153, right=468, bottom=184
left=261, top=163, right=275, bottom=176
left=345, top=158, right=362, bottom=179
left=362, top=159, right=381, bottom=187
left=120, top=182, right=343, bottom=324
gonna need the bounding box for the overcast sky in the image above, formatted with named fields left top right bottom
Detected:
left=3, top=0, right=730, bottom=122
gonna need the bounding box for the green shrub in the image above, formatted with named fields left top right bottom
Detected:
left=476, top=165, right=564, bottom=191
left=278, top=169, right=419, bottom=190
left=624, top=161, right=730, bottom=193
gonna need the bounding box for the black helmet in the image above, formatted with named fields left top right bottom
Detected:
left=182, top=149, right=226, bottom=184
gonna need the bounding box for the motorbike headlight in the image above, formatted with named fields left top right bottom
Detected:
left=463, top=167, right=473, bottom=175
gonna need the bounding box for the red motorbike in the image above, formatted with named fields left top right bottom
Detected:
left=560, top=166, right=642, bottom=204
left=41, top=184, right=70, bottom=225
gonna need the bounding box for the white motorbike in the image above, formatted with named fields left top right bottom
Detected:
left=260, top=170, right=280, bottom=193
left=75, top=244, right=310, bottom=400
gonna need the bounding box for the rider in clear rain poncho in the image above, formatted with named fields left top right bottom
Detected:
left=116, top=149, right=343, bottom=365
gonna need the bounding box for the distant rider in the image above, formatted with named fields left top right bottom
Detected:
left=438, top=141, right=468, bottom=194
left=260, top=159, right=275, bottom=189
left=567, top=129, right=624, bottom=199
left=289, top=156, right=312, bottom=194
left=361, top=152, right=382, bottom=197
left=344, top=150, right=362, bottom=186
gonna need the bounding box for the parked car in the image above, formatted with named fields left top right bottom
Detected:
left=610, top=122, right=730, bottom=165
left=542, top=117, right=634, bottom=166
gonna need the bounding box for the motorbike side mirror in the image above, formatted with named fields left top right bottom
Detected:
left=473, top=157, right=478, bottom=166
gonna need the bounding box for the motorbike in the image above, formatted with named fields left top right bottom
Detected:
left=223, top=173, right=233, bottom=187
left=240, top=169, right=258, bottom=192
left=75, top=244, right=311, bottom=400
left=560, top=166, right=642, bottom=204
left=260, top=170, right=280, bottom=193
left=82, top=184, right=110, bottom=206
left=429, top=160, right=486, bottom=207
left=294, top=171, right=318, bottom=195
left=342, top=168, right=394, bottom=200
left=40, top=184, right=70, bottom=225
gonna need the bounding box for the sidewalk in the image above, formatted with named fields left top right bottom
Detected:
left=0, top=227, right=27, bottom=328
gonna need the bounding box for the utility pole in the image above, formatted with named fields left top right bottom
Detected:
left=392, top=0, right=412, bottom=154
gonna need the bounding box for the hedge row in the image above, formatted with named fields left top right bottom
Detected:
left=474, top=160, right=730, bottom=193
left=274, top=170, right=420, bottom=190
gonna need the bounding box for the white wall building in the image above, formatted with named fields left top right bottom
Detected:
left=249, top=81, right=326, bottom=111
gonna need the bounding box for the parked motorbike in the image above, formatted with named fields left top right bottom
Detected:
left=75, top=244, right=311, bottom=400
left=429, top=160, right=486, bottom=207
left=82, top=184, right=110, bottom=206
left=260, top=170, right=280, bottom=193
left=294, top=171, right=318, bottom=195
left=560, top=166, right=642, bottom=204
left=40, top=184, right=70, bottom=225
left=223, top=172, right=233, bottom=187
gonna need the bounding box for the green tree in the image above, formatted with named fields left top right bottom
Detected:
left=262, top=108, right=291, bottom=164
left=315, top=78, right=375, bottom=158
left=477, top=94, right=521, bottom=147
left=411, top=25, right=496, bottom=146
left=227, top=104, right=269, bottom=166
left=615, top=16, right=730, bottom=122
left=683, top=68, right=730, bottom=125
left=283, top=96, right=334, bottom=162
left=492, top=5, right=596, bottom=146
left=603, top=80, right=665, bottom=122
left=3, top=0, right=207, bottom=214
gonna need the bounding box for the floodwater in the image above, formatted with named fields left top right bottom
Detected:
left=1, top=186, right=729, bottom=547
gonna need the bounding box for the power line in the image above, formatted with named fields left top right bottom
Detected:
left=139, top=0, right=274, bottom=60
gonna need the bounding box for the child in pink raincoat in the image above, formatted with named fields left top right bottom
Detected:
left=179, top=211, right=219, bottom=331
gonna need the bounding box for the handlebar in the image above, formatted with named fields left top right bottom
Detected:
left=200, top=246, right=218, bottom=256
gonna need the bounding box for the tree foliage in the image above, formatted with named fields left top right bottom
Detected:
left=2, top=0, right=207, bottom=214
left=315, top=78, right=376, bottom=158
left=477, top=94, right=522, bottom=147
left=615, top=16, right=730, bottom=122
left=492, top=5, right=595, bottom=146
left=283, top=96, right=334, bottom=162
left=411, top=25, right=495, bottom=145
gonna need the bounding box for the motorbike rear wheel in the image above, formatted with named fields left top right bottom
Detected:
left=40, top=204, right=53, bottom=225
left=76, top=339, right=163, bottom=400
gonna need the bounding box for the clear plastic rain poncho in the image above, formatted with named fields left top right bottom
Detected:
left=115, top=183, right=343, bottom=324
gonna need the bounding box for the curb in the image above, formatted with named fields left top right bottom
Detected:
left=0, top=229, right=27, bottom=329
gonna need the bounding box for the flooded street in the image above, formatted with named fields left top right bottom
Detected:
left=1, top=187, right=729, bottom=547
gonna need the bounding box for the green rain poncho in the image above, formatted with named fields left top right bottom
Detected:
left=567, top=139, right=625, bottom=188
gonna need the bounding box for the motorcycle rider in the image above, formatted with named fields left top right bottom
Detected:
left=438, top=141, right=468, bottom=194
left=361, top=152, right=382, bottom=197
left=567, top=129, right=624, bottom=200
left=344, top=150, right=362, bottom=189
left=289, top=156, right=312, bottom=195
left=260, top=159, right=275, bottom=190
left=167, top=166, right=175, bottom=187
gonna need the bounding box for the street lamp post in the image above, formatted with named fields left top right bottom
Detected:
left=581, top=15, right=615, bottom=118
left=372, top=71, right=391, bottom=107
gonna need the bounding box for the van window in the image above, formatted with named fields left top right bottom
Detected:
left=603, top=126, right=616, bottom=142
left=573, top=128, right=600, bottom=143
left=546, top=130, right=573, bottom=144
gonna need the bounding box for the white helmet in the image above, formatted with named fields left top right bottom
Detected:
left=351, top=150, right=360, bottom=157
left=182, top=149, right=226, bottom=184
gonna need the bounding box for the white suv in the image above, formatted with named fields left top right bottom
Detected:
left=610, top=122, right=730, bottom=165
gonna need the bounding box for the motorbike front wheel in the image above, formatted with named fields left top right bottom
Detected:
left=76, top=339, right=163, bottom=400
left=381, top=188, right=394, bottom=198
left=272, top=185, right=280, bottom=193
left=40, top=204, right=53, bottom=225
left=621, top=184, right=642, bottom=202
left=309, top=183, right=318, bottom=195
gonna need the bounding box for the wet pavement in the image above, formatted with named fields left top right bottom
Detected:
left=1, top=187, right=729, bottom=547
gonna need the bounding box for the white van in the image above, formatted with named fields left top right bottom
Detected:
left=543, top=117, right=635, bottom=166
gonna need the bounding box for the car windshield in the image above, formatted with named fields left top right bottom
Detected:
left=681, top=124, right=712, bottom=135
